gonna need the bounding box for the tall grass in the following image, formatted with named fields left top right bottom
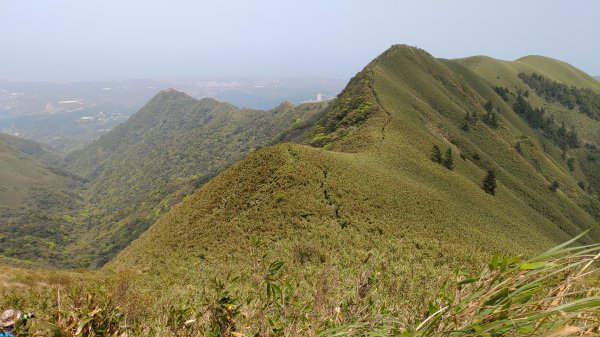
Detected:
left=1, top=234, right=598, bottom=336
left=319, top=232, right=600, bottom=336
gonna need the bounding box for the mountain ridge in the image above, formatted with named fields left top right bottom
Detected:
left=2, top=44, right=599, bottom=273
left=109, top=45, right=600, bottom=311
left=455, top=54, right=600, bottom=92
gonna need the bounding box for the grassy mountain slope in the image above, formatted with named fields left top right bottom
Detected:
left=61, top=89, right=328, bottom=266
left=515, top=55, right=600, bottom=90
left=455, top=55, right=600, bottom=91
left=455, top=55, right=600, bottom=142
left=0, top=135, right=81, bottom=264
left=111, top=45, right=600, bottom=312
left=0, top=133, right=62, bottom=166
left=456, top=54, right=600, bottom=197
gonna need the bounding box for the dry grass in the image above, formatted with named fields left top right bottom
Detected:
left=1, top=235, right=598, bottom=336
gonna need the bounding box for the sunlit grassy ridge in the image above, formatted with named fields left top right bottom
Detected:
left=455, top=55, right=600, bottom=144
left=516, top=55, right=600, bottom=90
left=455, top=54, right=600, bottom=92
left=110, top=45, right=600, bottom=315
left=455, top=54, right=600, bottom=201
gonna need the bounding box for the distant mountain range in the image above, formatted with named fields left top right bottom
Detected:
left=0, top=78, right=345, bottom=151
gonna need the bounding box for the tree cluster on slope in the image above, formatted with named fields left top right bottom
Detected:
left=518, top=72, right=600, bottom=121
left=482, top=101, right=498, bottom=128
left=430, top=145, right=454, bottom=170
left=462, top=101, right=497, bottom=132
left=495, top=86, right=580, bottom=150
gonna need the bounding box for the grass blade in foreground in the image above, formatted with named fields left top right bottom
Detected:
left=319, top=233, right=600, bottom=336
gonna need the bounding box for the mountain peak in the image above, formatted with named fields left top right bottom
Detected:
left=388, top=43, right=429, bottom=53
left=152, top=88, right=195, bottom=101
left=274, top=101, right=295, bottom=110
left=151, top=89, right=226, bottom=107
left=198, top=97, right=221, bottom=105
left=373, top=44, right=433, bottom=64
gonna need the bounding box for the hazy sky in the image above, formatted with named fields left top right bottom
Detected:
left=1, top=0, right=598, bottom=81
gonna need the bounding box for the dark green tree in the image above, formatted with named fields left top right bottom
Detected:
left=483, top=111, right=498, bottom=128
left=431, top=145, right=442, bottom=164
left=550, top=180, right=560, bottom=192
left=483, top=170, right=497, bottom=195
left=494, top=86, right=510, bottom=101
left=484, top=101, right=493, bottom=113
left=567, top=127, right=580, bottom=148
left=515, top=142, right=522, bottom=154
left=443, top=148, right=454, bottom=170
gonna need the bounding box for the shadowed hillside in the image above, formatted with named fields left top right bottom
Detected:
left=0, top=135, right=82, bottom=265
left=110, top=45, right=600, bottom=314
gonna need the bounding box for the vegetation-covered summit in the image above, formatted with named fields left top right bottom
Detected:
left=60, top=89, right=327, bottom=266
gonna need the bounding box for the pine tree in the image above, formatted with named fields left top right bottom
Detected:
left=431, top=145, right=442, bottom=164
left=443, top=148, right=454, bottom=170
left=484, top=101, right=493, bottom=113
left=567, top=127, right=580, bottom=148
left=489, top=111, right=498, bottom=128
left=482, top=111, right=498, bottom=128
left=483, top=170, right=497, bottom=195
left=567, top=158, right=575, bottom=172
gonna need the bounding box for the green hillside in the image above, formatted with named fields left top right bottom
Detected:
left=454, top=54, right=600, bottom=91
left=0, top=135, right=82, bottom=265
left=60, top=89, right=328, bottom=266
left=0, top=133, right=63, bottom=166
left=515, top=55, right=600, bottom=90
left=111, top=45, right=600, bottom=315
left=455, top=55, right=600, bottom=197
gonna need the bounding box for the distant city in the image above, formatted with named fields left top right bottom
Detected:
left=0, top=77, right=345, bottom=151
